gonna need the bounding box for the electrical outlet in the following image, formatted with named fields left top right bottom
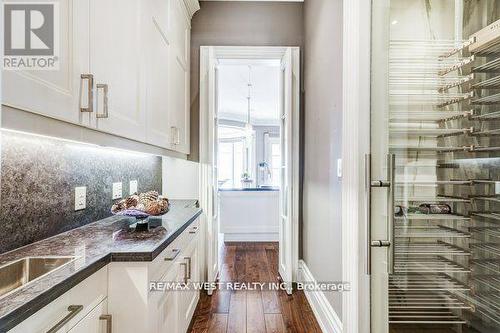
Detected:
left=112, top=182, right=123, bottom=200
left=129, top=180, right=138, bottom=195
left=75, top=186, right=86, bottom=211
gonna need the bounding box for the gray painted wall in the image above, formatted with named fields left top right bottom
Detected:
left=303, top=0, right=343, bottom=316
left=189, top=1, right=304, bottom=161
left=0, top=130, right=162, bottom=253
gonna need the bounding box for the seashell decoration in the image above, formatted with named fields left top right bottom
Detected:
left=111, top=190, right=169, bottom=216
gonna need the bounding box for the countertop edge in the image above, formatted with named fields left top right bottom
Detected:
left=0, top=255, right=110, bottom=332
left=0, top=208, right=202, bottom=332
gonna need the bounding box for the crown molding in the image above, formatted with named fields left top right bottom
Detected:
left=182, top=0, right=200, bottom=19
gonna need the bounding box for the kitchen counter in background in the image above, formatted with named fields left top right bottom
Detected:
left=0, top=200, right=202, bottom=332
left=219, top=190, right=279, bottom=242
left=218, top=187, right=279, bottom=192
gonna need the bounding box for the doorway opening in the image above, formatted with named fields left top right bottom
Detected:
left=199, top=46, right=300, bottom=295
left=217, top=59, right=282, bottom=243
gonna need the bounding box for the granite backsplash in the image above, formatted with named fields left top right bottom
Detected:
left=0, top=130, right=162, bottom=254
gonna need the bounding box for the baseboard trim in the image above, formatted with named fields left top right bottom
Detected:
left=298, top=260, right=343, bottom=333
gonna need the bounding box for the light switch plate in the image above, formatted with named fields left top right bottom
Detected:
left=112, top=182, right=123, bottom=200
left=337, top=158, right=343, bottom=178
left=495, top=181, right=500, bottom=195
left=75, top=186, right=86, bottom=211
left=129, top=180, right=138, bottom=195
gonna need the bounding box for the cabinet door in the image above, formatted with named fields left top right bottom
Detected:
left=177, top=240, right=199, bottom=333
left=157, top=264, right=179, bottom=333
left=144, top=0, right=171, bottom=148
left=89, top=0, right=146, bottom=142
left=2, top=0, right=89, bottom=125
left=167, top=0, right=190, bottom=154
left=67, top=299, right=108, bottom=333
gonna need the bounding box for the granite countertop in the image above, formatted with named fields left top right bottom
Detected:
left=0, top=199, right=202, bottom=332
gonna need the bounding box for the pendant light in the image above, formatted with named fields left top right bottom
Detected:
left=245, top=65, right=253, bottom=139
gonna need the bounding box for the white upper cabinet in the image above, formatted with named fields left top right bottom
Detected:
left=144, top=0, right=171, bottom=148
left=2, top=0, right=199, bottom=155
left=167, top=0, right=191, bottom=154
left=89, top=0, right=146, bottom=142
left=2, top=0, right=88, bottom=124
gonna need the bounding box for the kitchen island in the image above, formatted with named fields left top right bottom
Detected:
left=219, top=187, right=279, bottom=242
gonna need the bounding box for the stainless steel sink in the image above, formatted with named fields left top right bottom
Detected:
left=0, top=256, right=76, bottom=298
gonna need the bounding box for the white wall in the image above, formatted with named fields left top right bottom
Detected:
left=189, top=1, right=303, bottom=161
left=162, top=156, right=199, bottom=199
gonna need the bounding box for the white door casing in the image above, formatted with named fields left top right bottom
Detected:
left=278, top=48, right=293, bottom=293
left=199, top=46, right=300, bottom=294
left=199, top=46, right=219, bottom=295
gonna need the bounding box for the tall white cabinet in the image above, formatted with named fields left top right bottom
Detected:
left=2, top=0, right=198, bottom=154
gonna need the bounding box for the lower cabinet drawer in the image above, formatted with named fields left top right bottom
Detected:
left=9, top=266, right=108, bottom=333
left=149, top=217, right=201, bottom=282
left=67, top=298, right=109, bottom=333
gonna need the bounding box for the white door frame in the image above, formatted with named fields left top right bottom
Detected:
left=199, top=46, right=301, bottom=287
left=342, top=1, right=372, bottom=333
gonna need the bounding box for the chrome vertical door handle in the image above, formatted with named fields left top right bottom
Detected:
left=365, top=154, right=371, bottom=275
left=368, top=153, right=396, bottom=274
left=387, top=153, right=395, bottom=274
left=96, top=83, right=109, bottom=118
left=80, top=74, right=94, bottom=113
left=99, top=314, right=112, bottom=333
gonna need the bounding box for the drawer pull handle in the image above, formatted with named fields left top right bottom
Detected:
left=96, top=83, right=109, bottom=118
left=99, top=314, right=112, bottom=333
left=164, top=248, right=181, bottom=261
left=80, top=74, right=94, bottom=113
left=46, top=305, right=83, bottom=333
left=180, top=262, right=188, bottom=284
left=184, top=256, right=192, bottom=279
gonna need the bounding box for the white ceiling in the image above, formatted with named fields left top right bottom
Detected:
left=218, top=61, right=281, bottom=125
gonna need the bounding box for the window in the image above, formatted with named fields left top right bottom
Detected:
left=218, top=140, right=245, bottom=188
left=217, top=125, right=253, bottom=188
left=265, top=135, right=281, bottom=187
left=270, top=140, right=281, bottom=186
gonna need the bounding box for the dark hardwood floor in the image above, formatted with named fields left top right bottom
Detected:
left=189, top=242, right=322, bottom=333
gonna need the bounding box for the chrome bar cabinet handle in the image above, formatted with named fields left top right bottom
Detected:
left=96, top=83, right=109, bottom=118
left=80, top=74, right=94, bottom=113
left=171, top=126, right=177, bottom=145
left=99, top=314, right=112, bottom=333
left=164, top=248, right=181, bottom=261
left=180, top=262, right=188, bottom=284
left=46, top=305, right=83, bottom=333
left=184, top=257, right=192, bottom=279
left=176, top=127, right=181, bottom=145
